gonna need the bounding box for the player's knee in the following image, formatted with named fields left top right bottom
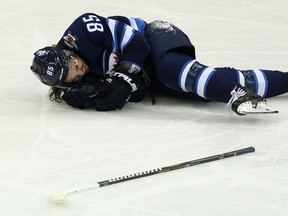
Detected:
left=178, top=60, right=215, bottom=98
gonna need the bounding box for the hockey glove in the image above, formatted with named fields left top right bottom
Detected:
left=94, top=71, right=143, bottom=111
left=62, top=82, right=102, bottom=109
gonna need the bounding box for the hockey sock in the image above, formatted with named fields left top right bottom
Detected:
left=179, top=63, right=237, bottom=103
left=216, top=67, right=288, bottom=98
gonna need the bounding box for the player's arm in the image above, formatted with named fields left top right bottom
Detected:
left=101, top=15, right=150, bottom=74
left=81, top=14, right=149, bottom=110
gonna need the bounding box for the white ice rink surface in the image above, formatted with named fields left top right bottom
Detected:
left=1, top=0, right=288, bottom=215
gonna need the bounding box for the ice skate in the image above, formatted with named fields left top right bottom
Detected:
left=227, top=84, right=279, bottom=115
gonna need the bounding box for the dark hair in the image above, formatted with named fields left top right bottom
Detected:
left=48, top=87, right=65, bottom=102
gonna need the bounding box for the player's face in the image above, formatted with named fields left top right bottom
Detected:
left=65, top=56, right=89, bottom=83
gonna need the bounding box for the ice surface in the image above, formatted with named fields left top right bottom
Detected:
left=0, top=0, right=288, bottom=215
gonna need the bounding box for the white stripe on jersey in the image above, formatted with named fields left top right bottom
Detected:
left=195, top=67, right=215, bottom=98
left=120, top=26, right=134, bottom=53
left=178, top=60, right=196, bottom=92
left=237, top=70, right=245, bottom=86
left=107, top=19, right=118, bottom=53
left=129, top=18, right=139, bottom=31
left=253, top=69, right=267, bottom=97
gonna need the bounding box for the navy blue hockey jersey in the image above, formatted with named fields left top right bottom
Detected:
left=57, top=13, right=149, bottom=78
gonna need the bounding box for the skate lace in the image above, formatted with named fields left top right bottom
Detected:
left=226, top=87, right=246, bottom=107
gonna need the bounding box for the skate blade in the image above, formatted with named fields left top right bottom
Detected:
left=238, top=101, right=279, bottom=115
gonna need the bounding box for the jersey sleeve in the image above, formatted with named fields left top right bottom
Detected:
left=104, top=17, right=149, bottom=68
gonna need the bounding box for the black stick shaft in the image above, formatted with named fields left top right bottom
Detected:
left=98, top=146, right=255, bottom=187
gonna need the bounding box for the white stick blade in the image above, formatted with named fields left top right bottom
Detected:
left=51, top=191, right=66, bottom=203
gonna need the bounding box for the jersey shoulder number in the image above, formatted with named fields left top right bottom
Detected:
left=82, top=14, right=104, bottom=33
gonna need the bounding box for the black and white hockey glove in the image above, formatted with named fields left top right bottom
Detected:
left=94, top=71, right=145, bottom=111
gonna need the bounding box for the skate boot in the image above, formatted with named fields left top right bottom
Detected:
left=227, top=84, right=278, bottom=116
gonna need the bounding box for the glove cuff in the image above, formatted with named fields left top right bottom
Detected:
left=113, top=71, right=139, bottom=92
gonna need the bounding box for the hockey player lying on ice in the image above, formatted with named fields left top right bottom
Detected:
left=30, top=13, right=287, bottom=115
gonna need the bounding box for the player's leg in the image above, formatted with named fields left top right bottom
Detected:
left=155, top=52, right=285, bottom=114
left=155, top=52, right=236, bottom=103
left=156, top=52, right=288, bottom=103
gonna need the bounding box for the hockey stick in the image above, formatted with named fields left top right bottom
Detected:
left=52, top=146, right=255, bottom=203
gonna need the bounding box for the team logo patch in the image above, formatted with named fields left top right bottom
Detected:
left=63, top=33, right=79, bottom=50
left=35, top=50, right=48, bottom=57
left=105, top=52, right=120, bottom=77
